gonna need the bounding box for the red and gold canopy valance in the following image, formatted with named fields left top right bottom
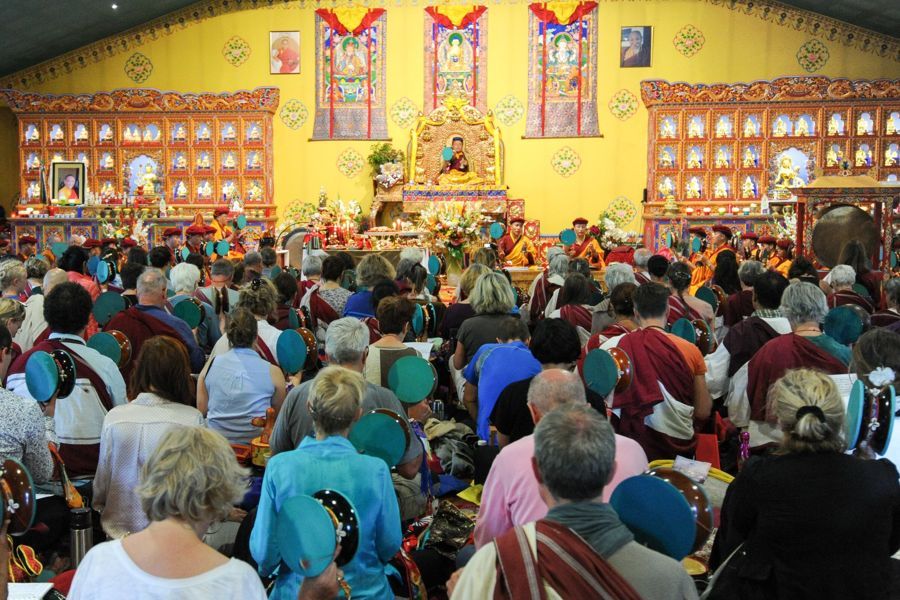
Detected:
left=424, top=5, right=487, bottom=29
left=528, top=2, right=597, bottom=25
left=315, top=7, right=386, bottom=36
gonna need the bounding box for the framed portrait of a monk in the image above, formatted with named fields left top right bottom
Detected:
left=270, top=31, right=300, bottom=74
left=620, top=26, right=652, bottom=68
left=51, top=161, right=86, bottom=204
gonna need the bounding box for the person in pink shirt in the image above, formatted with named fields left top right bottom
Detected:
left=473, top=369, right=647, bottom=549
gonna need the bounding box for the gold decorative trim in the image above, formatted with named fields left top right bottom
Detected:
left=1, top=0, right=897, bottom=90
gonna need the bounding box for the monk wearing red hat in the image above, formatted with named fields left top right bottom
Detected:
left=83, top=238, right=103, bottom=257
left=121, top=238, right=138, bottom=250
left=740, top=231, right=760, bottom=261
left=184, top=225, right=205, bottom=256
left=497, top=216, right=536, bottom=267
left=757, top=235, right=776, bottom=264
left=690, top=224, right=733, bottom=293
left=565, top=217, right=605, bottom=267
left=162, top=227, right=182, bottom=265
left=17, top=235, right=38, bottom=262
left=769, top=239, right=793, bottom=277
left=210, top=207, right=243, bottom=259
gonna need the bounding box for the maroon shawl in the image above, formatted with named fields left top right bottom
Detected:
left=106, top=307, right=187, bottom=384
left=746, top=334, right=847, bottom=421
left=308, top=288, right=340, bottom=328
left=529, top=272, right=560, bottom=324
left=493, top=520, right=641, bottom=600
left=559, top=304, right=592, bottom=332
left=667, top=294, right=702, bottom=326
left=722, top=289, right=755, bottom=327
left=872, top=310, right=900, bottom=329
left=827, top=290, right=874, bottom=314
left=722, top=317, right=780, bottom=377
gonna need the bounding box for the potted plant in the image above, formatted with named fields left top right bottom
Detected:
left=367, top=143, right=405, bottom=188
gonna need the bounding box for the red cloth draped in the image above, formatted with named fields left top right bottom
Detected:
left=425, top=5, right=487, bottom=30
left=872, top=310, right=900, bottom=329
left=309, top=289, right=340, bottom=329
left=614, top=328, right=694, bottom=421
left=559, top=304, right=592, bottom=331
left=577, top=323, right=634, bottom=375
left=827, top=291, right=874, bottom=314
left=722, top=289, right=755, bottom=327
left=315, top=8, right=385, bottom=36
left=493, top=519, right=641, bottom=600
left=722, top=317, right=780, bottom=377
left=528, top=2, right=598, bottom=25
left=667, top=294, right=702, bottom=326
left=529, top=272, right=559, bottom=323
left=106, top=308, right=188, bottom=385
left=746, top=334, right=847, bottom=421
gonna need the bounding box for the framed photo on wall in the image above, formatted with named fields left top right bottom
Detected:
left=620, top=26, right=652, bottom=68
left=270, top=31, right=300, bottom=74
left=50, top=161, right=87, bottom=204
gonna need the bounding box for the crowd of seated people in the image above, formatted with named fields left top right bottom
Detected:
left=0, top=232, right=898, bottom=600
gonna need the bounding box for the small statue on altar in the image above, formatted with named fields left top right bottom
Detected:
left=174, top=154, right=187, bottom=170
left=143, top=127, right=160, bottom=142
left=436, top=136, right=484, bottom=185
left=659, top=149, right=674, bottom=168
left=855, top=146, right=871, bottom=167
left=99, top=124, right=113, bottom=142
left=742, top=147, right=756, bottom=167
left=660, top=119, right=676, bottom=138
left=26, top=181, right=40, bottom=199
left=26, top=125, right=39, bottom=143
left=159, top=196, right=168, bottom=218
left=714, top=176, right=728, bottom=199
left=828, top=114, right=841, bottom=135
left=197, top=181, right=212, bottom=199
left=857, top=115, right=872, bottom=135
left=50, top=125, right=64, bottom=143
left=222, top=124, right=237, bottom=141
left=688, top=118, right=702, bottom=138
left=173, top=124, right=187, bottom=141
left=248, top=152, right=261, bottom=170
left=248, top=181, right=263, bottom=201
left=100, top=181, right=114, bottom=197
left=714, top=148, right=729, bottom=168
left=140, top=164, right=158, bottom=196
left=26, top=154, right=40, bottom=170
left=743, top=116, right=758, bottom=137
left=774, top=156, right=803, bottom=189
left=741, top=176, right=756, bottom=198
left=223, top=153, right=237, bottom=170
left=795, top=117, right=810, bottom=136
left=826, top=146, right=840, bottom=167
left=248, top=124, right=261, bottom=141
left=888, top=117, right=897, bottom=135
left=197, top=124, right=211, bottom=142
left=687, top=148, right=702, bottom=169
left=197, top=153, right=211, bottom=170
left=51, top=152, right=63, bottom=162
left=658, top=177, right=674, bottom=198
left=686, top=178, right=701, bottom=199
left=773, top=118, right=788, bottom=137
left=884, top=146, right=897, bottom=167
left=222, top=180, right=236, bottom=198
left=715, top=117, right=730, bottom=138
left=174, top=181, right=188, bottom=199
left=74, top=124, right=88, bottom=142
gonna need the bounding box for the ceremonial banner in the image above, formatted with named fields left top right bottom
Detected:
left=424, top=6, right=488, bottom=114
left=313, top=8, right=388, bottom=140
left=525, top=2, right=600, bottom=138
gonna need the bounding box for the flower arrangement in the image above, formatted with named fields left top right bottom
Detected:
left=590, top=210, right=642, bottom=251
left=275, top=199, right=319, bottom=243
left=366, top=142, right=405, bottom=179
left=375, top=162, right=404, bottom=189
left=768, top=208, right=797, bottom=242
left=417, top=202, right=487, bottom=261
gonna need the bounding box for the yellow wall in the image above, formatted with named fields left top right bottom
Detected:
left=2, top=1, right=899, bottom=233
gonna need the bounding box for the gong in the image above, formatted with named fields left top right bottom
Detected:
left=811, top=204, right=879, bottom=268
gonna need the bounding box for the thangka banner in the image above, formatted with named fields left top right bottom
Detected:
left=313, top=8, right=388, bottom=140
left=424, top=6, right=488, bottom=114
left=525, top=2, right=600, bottom=138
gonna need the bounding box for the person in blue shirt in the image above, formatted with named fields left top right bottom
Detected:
left=251, top=366, right=401, bottom=600
left=343, top=254, right=395, bottom=318
left=463, top=316, right=542, bottom=441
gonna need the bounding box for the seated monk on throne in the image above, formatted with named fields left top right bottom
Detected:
left=436, top=136, right=484, bottom=186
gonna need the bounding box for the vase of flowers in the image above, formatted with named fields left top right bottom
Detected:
left=367, top=142, right=405, bottom=187
left=590, top=210, right=642, bottom=251
left=418, top=202, right=486, bottom=285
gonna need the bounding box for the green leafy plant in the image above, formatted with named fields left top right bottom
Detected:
left=367, top=142, right=405, bottom=178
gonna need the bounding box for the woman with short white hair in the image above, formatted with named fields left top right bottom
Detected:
left=588, top=262, right=639, bottom=333
left=453, top=271, right=517, bottom=370
left=69, top=427, right=266, bottom=599
left=826, top=264, right=874, bottom=313
left=169, top=262, right=220, bottom=352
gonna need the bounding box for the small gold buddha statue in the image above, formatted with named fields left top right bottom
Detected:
left=795, top=118, right=810, bottom=136
left=197, top=153, right=211, bottom=169
left=198, top=125, right=211, bottom=141
left=198, top=181, right=212, bottom=198
left=248, top=182, right=263, bottom=200
left=828, top=114, right=841, bottom=136
left=660, top=119, right=676, bottom=138
left=50, top=126, right=63, bottom=142
left=774, top=156, right=803, bottom=189
left=249, top=153, right=262, bottom=169
left=855, top=146, right=870, bottom=167
left=687, top=148, right=702, bottom=169
left=248, top=124, right=261, bottom=141
left=174, top=125, right=187, bottom=141
left=26, top=126, right=39, bottom=142
left=884, top=147, right=897, bottom=167
left=175, top=181, right=188, bottom=198
left=743, top=117, right=758, bottom=137
left=175, top=154, right=187, bottom=170
left=773, top=118, right=788, bottom=137
left=714, top=148, right=729, bottom=168
left=714, top=177, right=728, bottom=198
left=742, top=148, right=756, bottom=168
left=223, top=153, right=237, bottom=170
left=887, top=117, right=897, bottom=136
left=826, top=146, right=840, bottom=167
left=686, top=178, right=701, bottom=199
left=658, top=177, right=674, bottom=198
left=715, top=117, right=730, bottom=138
left=223, top=124, right=236, bottom=141
left=857, top=117, right=870, bottom=136
left=688, top=119, right=703, bottom=138
left=659, top=149, right=674, bottom=168
left=741, top=176, right=756, bottom=198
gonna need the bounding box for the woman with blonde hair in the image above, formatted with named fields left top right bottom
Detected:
left=452, top=271, right=516, bottom=370
left=343, top=254, right=396, bottom=318
left=251, top=366, right=401, bottom=600
left=710, top=368, right=900, bottom=599
left=0, top=297, right=27, bottom=367
left=69, top=427, right=266, bottom=599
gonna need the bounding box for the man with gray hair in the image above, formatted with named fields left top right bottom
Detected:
left=473, top=369, right=647, bottom=549
left=742, top=281, right=849, bottom=447
left=270, top=316, right=422, bottom=472
left=633, top=247, right=653, bottom=285
left=591, top=262, right=639, bottom=333
left=721, top=259, right=766, bottom=329
left=107, top=268, right=205, bottom=378
left=873, top=278, right=900, bottom=329
left=196, top=258, right=239, bottom=317
left=243, top=251, right=263, bottom=281
left=826, top=263, right=874, bottom=313
left=14, top=267, right=68, bottom=352
left=525, top=249, right=567, bottom=324
left=452, top=404, right=694, bottom=599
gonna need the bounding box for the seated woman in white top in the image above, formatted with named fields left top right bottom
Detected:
left=68, top=427, right=266, bottom=600
left=198, top=308, right=285, bottom=444
left=93, top=336, right=204, bottom=538
left=208, top=278, right=282, bottom=365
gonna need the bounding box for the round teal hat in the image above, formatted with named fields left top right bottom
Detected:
left=87, top=331, right=123, bottom=366
left=205, top=242, right=216, bottom=257
left=670, top=318, right=697, bottom=344
left=93, top=291, right=126, bottom=326
left=695, top=286, right=718, bottom=312
left=846, top=379, right=866, bottom=450
left=489, top=222, right=505, bottom=240
left=173, top=299, right=203, bottom=329
left=441, top=147, right=453, bottom=161
left=691, top=237, right=702, bottom=253
left=427, top=255, right=441, bottom=276
left=411, top=304, right=425, bottom=336
left=87, top=255, right=100, bottom=276
left=387, top=355, right=436, bottom=404
left=51, top=242, right=68, bottom=258
left=559, top=229, right=576, bottom=246
left=426, top=274, right=438, bottom=295
left=180, top=247, right=191, bottom=260
left=823, top=305, right=863, bottom=345
left=582, top=349, right=620, bottom=397
left=25, top=350, right=76, bottom=402
left=647, top=467, right=713, bottom=553
left=216, top=241, right=230, bottom=256
left=235, top=214, right=248, bottom=229
left=610, top=474, right=696, bottom=560
left=349, top=410, right=408, bottom=467
left=96, top=259, right=116, bottom=285
left=275, top=495, right=338, bottom=577
left=276, top=328, right=308, bottom=374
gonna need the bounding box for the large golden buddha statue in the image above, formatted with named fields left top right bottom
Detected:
left=436, top=136, right=484, bottom=186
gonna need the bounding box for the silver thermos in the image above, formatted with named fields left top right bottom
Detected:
left=69, top=508, right=93, bottom=567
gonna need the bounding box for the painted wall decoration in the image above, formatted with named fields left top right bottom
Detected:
left=390, top=97, right=418, bottom=129
left=123, top=53, right=153, bottom=84
left=608, top=89, right=638, bottom=121
left=423, top=6, right=488, bottom=114
left=494, top=95, right=525, bottom=127
left=279, top=98, right=309, bottom=130
left=336, top=147, right=364, bottom=178
left=551, top=146, right=581, bottom=177
left=312, top=8, right=388, bottom=140
left=796, top=39, right=829, bottom=72
left=525, top=2, right=600, bottom=138
left=223, top=36, right=251, bottom=67
left=673, top=25, right=705, bottom=58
